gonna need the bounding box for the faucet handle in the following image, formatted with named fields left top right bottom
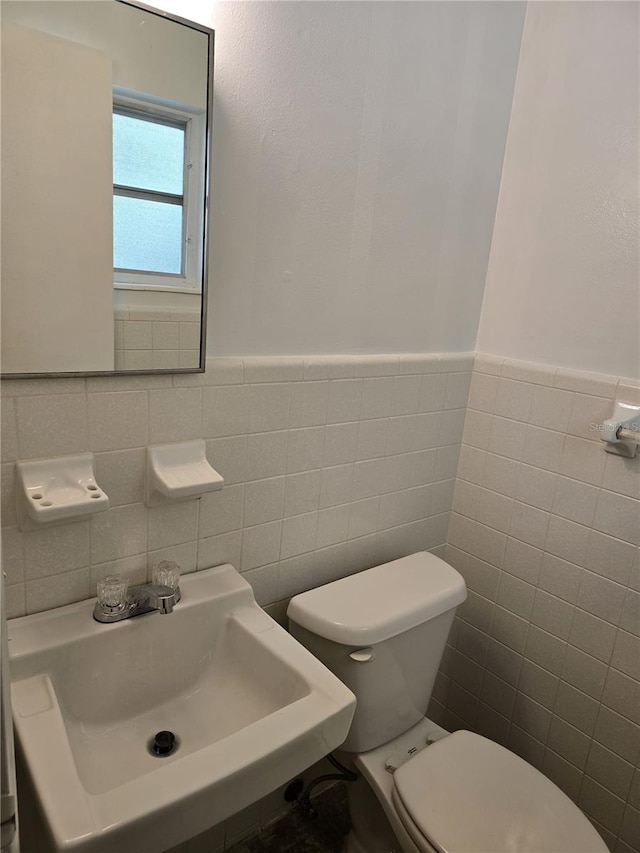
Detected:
left=153, top=560, right=180, bottom=591
left=97, top=575, right=128, bottom=613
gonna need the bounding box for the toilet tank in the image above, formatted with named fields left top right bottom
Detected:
left=287, top=552, right=466, bottom=753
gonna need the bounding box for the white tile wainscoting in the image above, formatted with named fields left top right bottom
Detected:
left=1, top=353, right=471, bottom=619
left=2, top=352, right=638, bottom=853
left=114, top=307, right=201, bottom=371
left=430, top=354, right=639, bottom=853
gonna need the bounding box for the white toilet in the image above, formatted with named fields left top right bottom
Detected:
left=287, top=551, right=608, bottom=853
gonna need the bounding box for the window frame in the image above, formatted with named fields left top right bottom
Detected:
left=112, top=94, right=205, bottom=294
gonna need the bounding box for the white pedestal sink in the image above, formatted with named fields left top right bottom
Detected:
left=8, top=564, right=356, bottom=853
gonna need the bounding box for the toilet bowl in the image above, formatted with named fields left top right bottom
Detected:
left=287, top=552, right=608, bottom=853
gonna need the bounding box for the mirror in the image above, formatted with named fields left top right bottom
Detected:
left=1, top=0, right=212, bottom=377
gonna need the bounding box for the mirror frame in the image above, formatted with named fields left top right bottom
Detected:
left=1, top=0, right=214, bottom=379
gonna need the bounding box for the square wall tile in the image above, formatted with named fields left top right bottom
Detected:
left=468, top=373, right=498, bottom=413
left=512, top=693, right=551, bottom=742
left=17, top=394, right=88, bottom=459
left=244, top=477, right=285, bottom=527
left=197, top=530, right=242, bottom=572
left=323, top=423, right=359, bottom=467
left=319, top=464, right=354, bottom=508
left=1, top=528, right=24, bottom=585
left=475, top=488, right=513, bottom=533
left=602, top=669, right=640, bottom=725
left=316, top=505, right=349, bottom=549
left=568, top=393, right=615, bottom=442
left=94, top=449, right=145, bottom=507
left=538, top=554, right=581, bottom=604
left=509, top=501, right=549, bottom=549
left=281, top=512, right=318, bottom=560
left=205, top=436, right=247, bottom=485
left=419, top=374, right=447, bottom=413
left=278, top=551, right=317, bottom=600
left=611, top=630, right=640, bottom=681
left=88, top=392, right=148, bottom=451
left=569, top=609, right=617, bottom=664
left=360, top=378, right=394, bottom=420
left=521, top=425, right=566, bottom=472
left=585, top=742, right=635, bottom=801
left=529, top=386, right=573, bottom=432
left=1, top=463, right=16, bottom=527
left=602, top=453, right=640, bottom=500
left=554, top=681, right=600, bottom=735
left=444, top=373, right=472, bottom=411
left=530, top=590, right=574, bottom=641
left=357, top=419, right=390, bottom=461
left=202, top=385, right=248, bottom=438
left=287, top=427, right=325, bottom=473
left=494, top=379, right=534, bottom=422
left=524, top=625, right=567, bottom=675
left=544, top=516, right=590, bottom=565
left=26, top=567, right=90, bottom=615
left=552, top=477, right=599, bottom=527
left=518, top=660, right=560, bottom=709
left=547, top=715, right=591, bottom=769
left=392, top=376, right=422, bottom=415
left=497, top=573, right=536, bottom=621
left=284, top=470, right=322, bottom=517
left=1, top=398, right=18, bottom=462
left=462, top=409, right=493, bottom=450
left=289, top=381, right=329, bottom=428
left=23, top=521, right=90, bottom=580
left=482, top=454, right=520, bottom=497
left=246, top=432, right=288, bottom=481
left=247, top=384, right=291, bottom=433
left=148, top=501, right=199, bottom=550
left=594, top=490, right=640, bottom=546
left=576, top=571, right=627, bottom=625
left=561, top=646, right=608, bottom=701
left=560, top=436, right=606, bottom=486
left=199, top=484, right=244, bottom=538
left=487, top=415, right=526, bottom=461
left=327, top=379, right=363, bottom=423
left=593, top=705, right=640, bottom=765
left=241, top=521, right=282, bottom=571
left=503, top=537, right=543, bottom=585
left=91, top=505, right=148, bottom=564
left=149, top=388, right=202, bottom=443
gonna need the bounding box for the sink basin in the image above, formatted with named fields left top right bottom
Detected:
left=8, top=564, right=356, bottom=853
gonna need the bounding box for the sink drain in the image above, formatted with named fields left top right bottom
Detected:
left=148, top=730, right=179, bottom=757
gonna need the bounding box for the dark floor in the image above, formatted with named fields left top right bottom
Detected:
left=226, top=783, right=350, bottom=853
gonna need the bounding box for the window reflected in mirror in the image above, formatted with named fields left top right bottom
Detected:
left=1, top=0, right=212, bottom=377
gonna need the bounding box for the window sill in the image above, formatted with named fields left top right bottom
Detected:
left=114, top=282, right=202, bottom=296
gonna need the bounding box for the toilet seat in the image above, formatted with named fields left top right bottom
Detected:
left=392, top=730, right=608, bottom=853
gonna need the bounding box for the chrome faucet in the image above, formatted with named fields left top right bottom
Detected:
left=93, top=581, right=181, bottom=623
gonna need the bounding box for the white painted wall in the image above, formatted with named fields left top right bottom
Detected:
left=477, top=1, right=640, bottom=380
left=199, top=1, right=524, bottom=356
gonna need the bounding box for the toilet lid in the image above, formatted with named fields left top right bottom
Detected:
left=393, top=731, right=607, bottom=853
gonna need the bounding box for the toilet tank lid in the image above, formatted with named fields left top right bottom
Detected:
left=286, top=552, right=466, bottom=646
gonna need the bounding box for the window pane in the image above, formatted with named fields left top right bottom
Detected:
left=114, top=196, right=182, bottom=274
left=113, top=112, right=184, bottom=195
